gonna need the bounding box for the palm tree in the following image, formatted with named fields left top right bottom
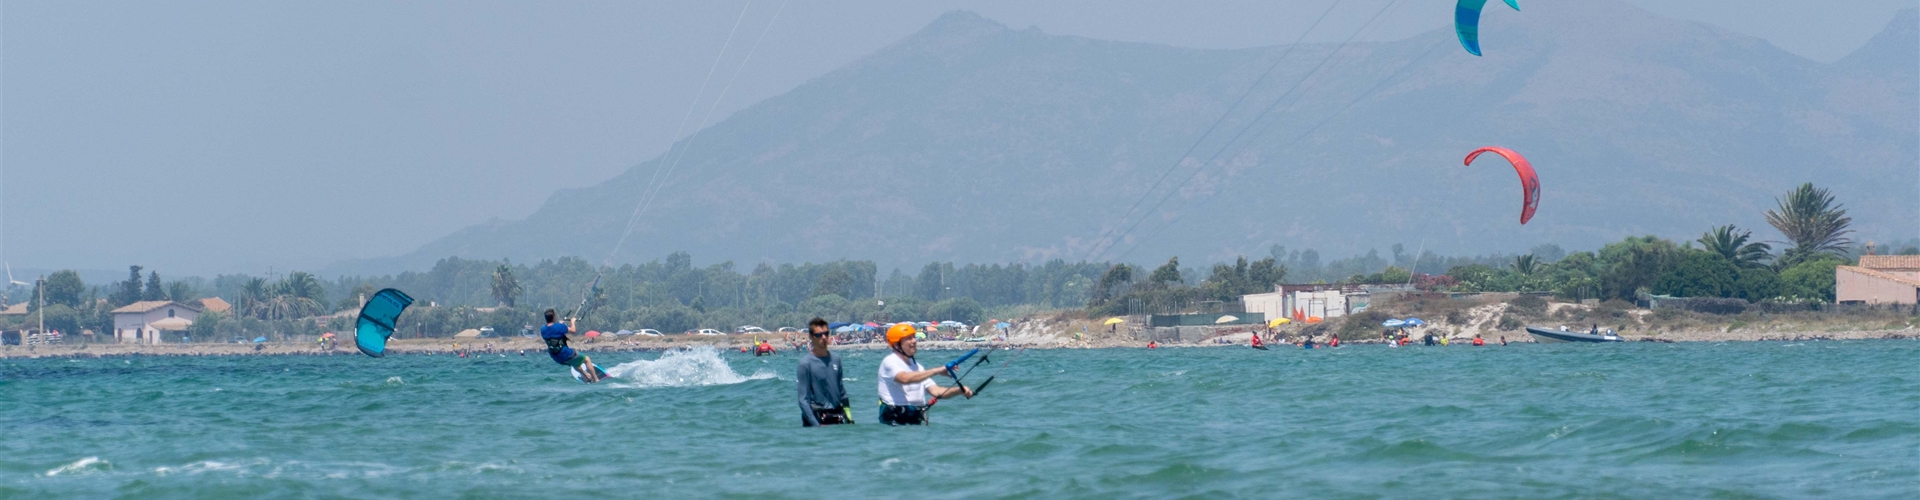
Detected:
left=1698, top=225, right=1772, bottom=268
left=1511, top=254, right=1539, bottom=275
left=1765, top=183, right=1852, bottom=265
left=491, top=265, right=522, bottom=308
left=241, top=277, right=271, bottom=319
left=279, top=272, right=327, bottom=318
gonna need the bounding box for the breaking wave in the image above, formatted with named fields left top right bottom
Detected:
left=603, top=345, right=774, bottom=388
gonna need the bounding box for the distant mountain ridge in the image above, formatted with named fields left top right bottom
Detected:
left=329, top=1, right=1917, bottom=276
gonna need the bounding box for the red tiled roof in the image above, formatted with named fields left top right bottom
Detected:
left=1858, top=255, right=1920, bottom=271
left=110, top=300, right=203, bottom=314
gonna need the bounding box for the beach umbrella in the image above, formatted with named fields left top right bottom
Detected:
left=1214, top=315, right=1240, bottom=324
left=584, top=330, right=600, bottom=338
left=864, top=322, right=880, bottom=328
left=1305, top=316, right=1324, bottom=324
left=616, top=329, right=633, bottom=336
left=1405, top=318, right=1427, bottom=326
left=321, top=332, right=337, bottom=338
left=1103, top=317, right=1125, bottom=325
left=1268, top=318, right=1291, bottom=327
left=996, top=322, right=1013, bottom=329
left=1383, top=319, right=1407, bottom=328
left=252, top=336, right=268, bottom=343
left=835, top=325, right=856, bottom=333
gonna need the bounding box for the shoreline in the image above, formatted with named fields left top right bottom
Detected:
left=2, top=328, right=1915, bottom=360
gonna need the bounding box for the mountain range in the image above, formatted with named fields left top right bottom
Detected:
left=330, top=0, right=1917, bottom=275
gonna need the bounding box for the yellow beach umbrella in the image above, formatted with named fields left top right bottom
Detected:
left=1268, top=318, right=1291, bottom=327
left=1103, top=317, right=1125, bottom=325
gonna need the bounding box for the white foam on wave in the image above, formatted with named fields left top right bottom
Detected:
left=45, top=457, right=108, bottom=476
left=604, top=345, right=775, bottom=388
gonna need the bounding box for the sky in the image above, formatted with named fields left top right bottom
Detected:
left=2, top=0, right=1914, bottom=277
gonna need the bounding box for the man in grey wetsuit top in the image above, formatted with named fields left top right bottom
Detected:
left=798, top=317, right=852, bottom=426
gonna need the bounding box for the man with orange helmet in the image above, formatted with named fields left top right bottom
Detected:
left=876, top=323, right=971, bottom=425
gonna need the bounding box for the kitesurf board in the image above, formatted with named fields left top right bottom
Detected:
left=1251, top=345, right=1269, bottom=350
left=571, top=362, right=610, bottom=384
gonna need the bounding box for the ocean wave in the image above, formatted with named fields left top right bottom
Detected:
left=604, top=345, right=775, bottom=388
left=45, top=457, right=108, bottom=476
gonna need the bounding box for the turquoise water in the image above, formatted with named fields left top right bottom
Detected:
left=4, top=341, right=1916, bottom=498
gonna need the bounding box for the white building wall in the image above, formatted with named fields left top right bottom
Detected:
left=113, top=304, right=199, bottom=345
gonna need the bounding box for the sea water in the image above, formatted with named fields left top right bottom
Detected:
left=2, top=341, right=1915, bottom=498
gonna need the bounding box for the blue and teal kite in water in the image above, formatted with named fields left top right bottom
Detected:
left=355, top=288, right=414, bottom=357
left=1455, top=0, right=1520, bottom=57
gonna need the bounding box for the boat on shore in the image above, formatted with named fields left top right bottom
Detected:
left=1526, top=326, right=1622, bottom=343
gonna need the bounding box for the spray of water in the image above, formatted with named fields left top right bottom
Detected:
left=603, top=345, right=773, bottom=388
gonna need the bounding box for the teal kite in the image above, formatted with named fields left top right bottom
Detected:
left=355, top=288, right=414, bottom=357
left=1455, top=0, right=1520, bottom=57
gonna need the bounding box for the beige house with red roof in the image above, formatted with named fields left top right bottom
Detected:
left=1835, top=255, right=1920, bottom=305
left=111, top=300, right=201, bottom=344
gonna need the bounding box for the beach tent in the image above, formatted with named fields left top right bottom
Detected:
left=1305, top=317, right=1324, bottom=324
left=1215, top=315, right=1240, bottom=324
left=252, top=336, right=268, bottom=343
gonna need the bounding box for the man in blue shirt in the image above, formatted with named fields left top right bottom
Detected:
left=541, top=308, right=598, bottom=382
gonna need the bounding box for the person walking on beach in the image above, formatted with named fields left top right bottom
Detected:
left=878, top=323, right=971, bottom=426
left=798, top=318, right=852, bottom=426
left=540, top=309, right=598, bottom=383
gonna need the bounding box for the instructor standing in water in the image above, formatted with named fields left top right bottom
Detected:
left=541, top=309, right=598, bottom=383
left=878, top=323, right=971, bottom=425
left=798, top=318, right=852, bottom=426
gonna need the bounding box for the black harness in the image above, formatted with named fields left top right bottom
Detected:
left=878, top=402, right=927, bottom=426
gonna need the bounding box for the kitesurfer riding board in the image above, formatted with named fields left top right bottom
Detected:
left=541, top=308, right=603, bottom=384
left=877, top=323, right=971, bottom=426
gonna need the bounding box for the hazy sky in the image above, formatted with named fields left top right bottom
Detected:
left=2, top=0, right=1913, bottom=277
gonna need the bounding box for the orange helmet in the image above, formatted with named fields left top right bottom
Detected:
left=886, top=324, right=917, bottom=345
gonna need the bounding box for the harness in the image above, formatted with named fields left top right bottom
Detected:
left=877, top=400, right=928, bottom=426
left=544, top=335, right=569, bottom=355
left=810, top=403, right=854, bottom=425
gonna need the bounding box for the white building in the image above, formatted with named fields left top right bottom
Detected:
left=112, top=300, right=201, bottom=344
left=1242, top=284, right=1358, bottom=321
left=1836, top=255, right=1920, bottom=305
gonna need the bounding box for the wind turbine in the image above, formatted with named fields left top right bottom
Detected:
left=5, top=262, right=28, bottom=286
